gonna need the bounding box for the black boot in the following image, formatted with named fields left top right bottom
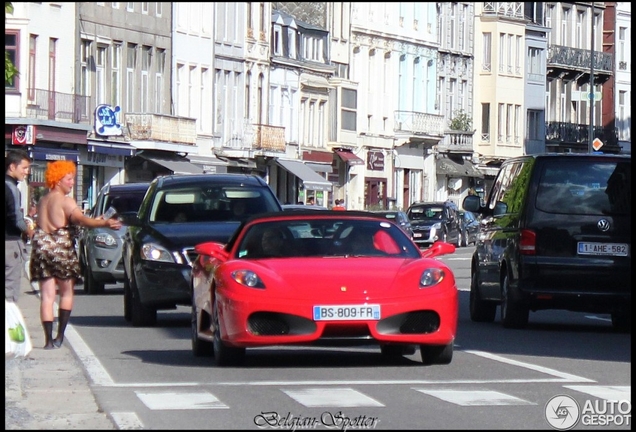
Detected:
left=52, top=309, right=72, bottom=348
left=42, top=321, right=55, bottom=350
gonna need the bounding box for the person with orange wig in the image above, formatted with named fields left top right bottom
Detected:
left=30, top=160, right=122, bottom=349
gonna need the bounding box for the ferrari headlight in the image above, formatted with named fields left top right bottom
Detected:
left=94, top=233, right=117, bottom=248
left=420, top=268, right=445, bottom=287
left=231, top=270, right=265, bottom=289
left=141, top=243, right=180, bottom=263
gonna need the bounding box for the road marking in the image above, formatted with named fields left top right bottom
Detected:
left=564, top=385, right=631, bottom=401
left=415, top=389, right=535, bottom=406
left=282, top=388, right=384, bottom=407
left=464, top=350, right=595, bottom=383
left=135, top=391, right=229, bottom=410
left=109, top=412, right=144, bottom=430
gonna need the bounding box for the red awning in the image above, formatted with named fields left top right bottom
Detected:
left=334, top=149, right=364, bottom=166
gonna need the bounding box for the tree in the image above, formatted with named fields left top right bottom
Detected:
left=448, top=109, right=473, bottom=132
left=5, top=2, right=19, bottom=85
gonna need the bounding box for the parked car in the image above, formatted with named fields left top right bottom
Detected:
left=77, top=182, right=150, bottom=294
left=190, top=211, right=458, bottom=366
left=371, top=210, right=414, bottom=239
left=406, top=201, right=461, bottom=247
left=120, top=174, right=283, bottom=327
left=458, top=210, right=479, bottom=247
left=464, top=153, right=631, bottom=331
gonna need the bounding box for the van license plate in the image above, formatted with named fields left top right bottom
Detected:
left=577, top=242, right=629, bottom=256
left=313, top=305, right=381, bottom=321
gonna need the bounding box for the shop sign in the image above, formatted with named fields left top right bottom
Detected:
left=12, top=125, right=36, bottom=145
left=95, top=105, right=123, bottom=136
left=367, top=151, right=384, bottom=171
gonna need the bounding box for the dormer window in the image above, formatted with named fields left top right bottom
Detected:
left=273, top=25, right=283, bottom=56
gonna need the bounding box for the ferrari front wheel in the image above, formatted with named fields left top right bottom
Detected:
left=212, top=295, right=245, bottom=366
left=420, top=342, right=453, bottom=365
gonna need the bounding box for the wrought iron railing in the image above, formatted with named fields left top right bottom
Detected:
left=547, top=45, right=613, bottom=73
left=482, top=2, right=524, bottom=19
left=545, top=121, right=619, bottom=148
left=26, top=88, right=89, bottom=123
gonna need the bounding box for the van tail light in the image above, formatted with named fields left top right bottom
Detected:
left=519, top=229, right=536, bottom=255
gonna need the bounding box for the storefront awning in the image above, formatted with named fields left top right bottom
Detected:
left=87, top=141, right=135, bottom=156
left=334, top=149, right=364, bottom=166
left=436, top=155, right=484, bottom=178
left=29, top=147, right=80, bottom=163
left=139, top=154, right=203, bottom=175
left=187, top=154, right=229, bottom=173
left=276, top=159, right=333, bottom=191
left=305, top=162, right=333, bottom=173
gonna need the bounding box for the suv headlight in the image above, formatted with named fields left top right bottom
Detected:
left=94, top=233, right=117, bottom=248
left=431, top=222, right=442, bottom=230
left=141, top=243, right=183, bottom=264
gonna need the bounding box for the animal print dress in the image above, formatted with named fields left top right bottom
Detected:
left=29, top=227, right=82, bottom=281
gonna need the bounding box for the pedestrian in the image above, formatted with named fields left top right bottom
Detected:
left=5, top=149, right=34, bottom=303
left=333, top=198, right=345, bottom=211
left=30, top=160, right=122, bottom=349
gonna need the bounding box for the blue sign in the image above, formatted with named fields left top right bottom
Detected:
left=95, top=105, right=123, bottom=136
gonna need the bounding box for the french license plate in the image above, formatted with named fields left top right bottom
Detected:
left=413, top=233, right=423, bottom=238
left=313, top=304, right=381, bottom=321
left=577, top=242, right=629, bottom=256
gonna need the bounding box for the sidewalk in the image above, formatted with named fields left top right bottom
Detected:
left=5, top=259, right=116, bottom=430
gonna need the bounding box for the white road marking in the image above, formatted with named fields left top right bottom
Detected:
left=564, top=385, right=631, bottom=401
left=415, top=389, right=535, bottom=406
left=464, top=350, right=595, bottom=383
left=282, top=388, right=384, bottom=407
left=135, top=391, right=229, bottom=410
left=109, top=412, right=144, bottom=430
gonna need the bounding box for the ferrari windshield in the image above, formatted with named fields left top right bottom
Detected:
left=234, top=218, right=421, bottom=259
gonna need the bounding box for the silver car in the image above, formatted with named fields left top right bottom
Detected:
left=78, top=182, right=150, bottom=294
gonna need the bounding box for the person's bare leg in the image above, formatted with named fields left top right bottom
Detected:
left=39, top=278, right=58, bottom=349
left=53, top=278, right=75, bottom=347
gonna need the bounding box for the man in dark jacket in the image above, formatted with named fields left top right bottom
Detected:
left=5, top=149, right=33, bottom=302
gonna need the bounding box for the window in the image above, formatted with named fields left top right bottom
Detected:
left=28, top=34, right=37, bottom=100
left=141, top=2, right=148, bottom=14
left=341, top=88, right=357, bottom=131
left=48, top=38, right=56, bottom=94
left=6, top=31, right=20, bottom=90
left=482, top=32, right=491, bottom=72
left=514, top=105, right=521, bottom=144
left=498, top=103, right=504, bottom=142
left=618, top=91, right=629, bottom=140
left=499, top=33, right=505, bottom=73
left=527, top=110, right=542, bottom=141
left=156, top=2, right=162, bottom=17
left=188, top=66, right=196, bottom=118
left=126, top=2, right=133, bottom=11
left=506, top=104, right=513, bottom=143
left=507, top=34, right=513, bottom=74
left=528, top=47, right=543, bottom=81
left=155, top=48, right=165, bottom=113
left=546, top=6, right=554, bottom=45
left=80, top=39, right=91, bottom=97
left=618, top=27, right=626, bottom=69
left=481, top=103, right=490, bottom=141
left=561, top=7, right=570, bottom=46
left=288, top=28, right=296, bottom=59
left=273, top=25, right=282, bottom=56
left=96, top=46, right=106, bottom=105
left=141, top=46, right=151, bottom=112
left=111, top=43, right=121, bottom=107
left=515, top=35, right=522, bottom=74
left=126, top=43, right=136, bottom=112
left=576, top=10, right=584, bottom=48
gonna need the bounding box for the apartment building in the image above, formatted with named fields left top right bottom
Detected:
left=5, top=2, right=88, bottom=210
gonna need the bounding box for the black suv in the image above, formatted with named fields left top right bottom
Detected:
left=78, top=182, right=150, bottom=294
left=121, top=174, right=282, bottom=326
left=463, top=153, right=631, bottom=330
left=406, top=201, right=461, bottom=247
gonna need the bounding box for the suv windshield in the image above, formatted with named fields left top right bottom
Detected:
left=408, top=206, right=444, bottom=221
left=148, top=185, right=280, bottom=223
left=535, top=160, right=630, bottom=216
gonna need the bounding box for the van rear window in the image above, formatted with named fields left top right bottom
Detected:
left=535, top=160, right=630, bottom=216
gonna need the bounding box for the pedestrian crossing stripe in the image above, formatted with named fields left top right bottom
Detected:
left=131, top=385, right=628, bottom=411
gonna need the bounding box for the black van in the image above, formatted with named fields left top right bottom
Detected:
left=463, top=153, right=630, bottom=330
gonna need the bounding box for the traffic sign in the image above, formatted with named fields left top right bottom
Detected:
left=592, top=138, right=604, bottom=151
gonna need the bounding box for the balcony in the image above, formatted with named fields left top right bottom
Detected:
left=251, top=124, right=286, bottom=152
left=547, top=45, right=613, bottom=85
left=394, top=111, right=445, bottom=138
left=438, top=130, right=475, bottom=153
left=482, top=2, right=524, bottom=19
left=26, top=89, right=89, bottom=124
left=125, top=113, right=197, bottom=145
left=545, top=121, right=621, bottom=153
